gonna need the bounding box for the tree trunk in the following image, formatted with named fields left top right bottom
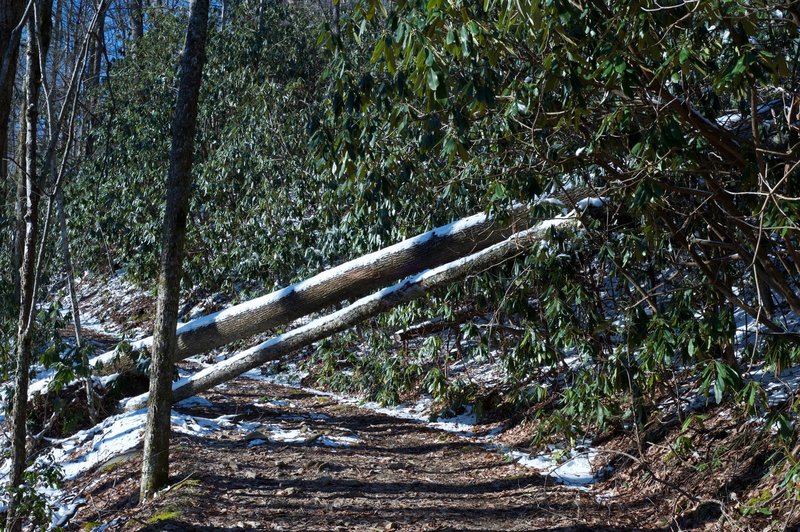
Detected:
left=0, top=0, right=25, bottom=202
left=90, top=203, right=535, bottom=371
left=57, top=185, right=98, bottom=422
left=332, top=0, right=340, bottom=35
left=12, top=113, right=25, bottom=304
left=85, top=3, right=105, bottom=156
left=140, top=0, right=209, bottom=501
left=130, top=0, right=143, bottom=39
left=122, top=216, right=578, bottom=411
left=6, top=12, right=43, bottom=531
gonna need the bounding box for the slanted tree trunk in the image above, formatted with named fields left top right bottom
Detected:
left=29, top=205, right=541, bottom=404
left=6, top=6, right=47, bottom=528
left=90, top=203, right=535, bottom=371
left=122, top=216, right=578, bottom=411
left=140, top=0, right=209, bottom=501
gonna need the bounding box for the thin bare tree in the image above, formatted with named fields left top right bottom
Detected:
left=6, top=1, right=52, bottom=528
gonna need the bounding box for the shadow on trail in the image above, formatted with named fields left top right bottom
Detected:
left=198, top=471, right=546, bottom=495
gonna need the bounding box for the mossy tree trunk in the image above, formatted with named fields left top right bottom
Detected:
left=139, top=0, right=210, bottom=501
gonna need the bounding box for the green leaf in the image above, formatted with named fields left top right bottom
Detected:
left=678, top=47, right=689, bottom=65
left=427, top=69, right=439, bottom=91
left=427, top=0, right=443, bottom=11
left=371, top=38, right=386, bottom=64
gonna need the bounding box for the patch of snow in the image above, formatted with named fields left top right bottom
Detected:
left=449, top=358, right=505, bottom=387
left=247, top=425, right=361, bottom=448
left=430, top=406, right=478, bottom=434
left=260, top=425, right=306, bottom=444
left=242, top=363, right=308, bottom=387
left=88, top=517, right=123, bottom=531
left=254, top=399, right=291, bottom=407
left=50, top=496, right=85, bottom=529
left=505, top=445, right=598, bottom=487
left=52, top=409, right=147, bottom=481
left=746, top=364, right=800, bottom=407
left=276, top=413, right=330, bottom=421
left=97, top=373, right=120, bottom=387
left=318, top=434, right=361, bottom=448
left=575, top=197, right=608, bottom=210
left=176, top=396, right=215, bottom=409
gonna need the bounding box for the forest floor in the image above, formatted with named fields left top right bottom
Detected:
left=61, top=371, right=794, bottom=531
left=67, top=376, right=647, bottom=531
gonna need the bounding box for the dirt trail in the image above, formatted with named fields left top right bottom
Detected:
left=66, top=377, right=650, bottom=531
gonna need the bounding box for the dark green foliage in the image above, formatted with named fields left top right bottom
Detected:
left=304, top=0, right=800, bottom=445
left=60, top=0, right=800, bottom=451
left=70, top=3, right=330, bottom=290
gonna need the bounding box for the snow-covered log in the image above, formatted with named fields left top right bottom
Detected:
left=121, top=214, right=578, bottom=411
left=91, top=203, right=538, bottom=368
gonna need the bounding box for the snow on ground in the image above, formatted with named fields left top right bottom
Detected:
left=504, top=445, right=597, bottom=487
left=246, top=424, right=362, bottom=448
left=68, top=270, right=150, bottom=339
left=242, top=364, right=307, bottom=387
left=747, top=364, right=800, bottom=407
left=0, top=404, right=251, bottom=530
left=176, top=395, right=215, bottom=409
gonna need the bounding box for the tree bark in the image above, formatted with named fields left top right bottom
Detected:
left=122, top=216, right=578, bottom=411
left=332, top=0, right=340, bottom=35
left=4, top=0, right=28, bottom=307
left=90, top=203, right=535, bottom=372
left=6, top=9, right=44, bottom=530
left=84, top=2, right=105, bottom=156
left=12, top=113, right=25, bottom=304
left=140, top=0, right=209, bottom=501
left=130, top=0, right=143, bottom=39
left=57, top=185, right=98, bottom=423
left=0, top=0, right=25, bottom=198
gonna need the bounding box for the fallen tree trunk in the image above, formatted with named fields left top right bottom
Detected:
left=90, top=203, right=539, bottom=368
left=29, top=203, right=565, bottom=400
left=121, top=214, right=578, bottom=412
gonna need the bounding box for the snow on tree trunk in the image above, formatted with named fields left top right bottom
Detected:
left=121, top=215, right=578, bottom=412
left=89, top=203, right=536, bottom=371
